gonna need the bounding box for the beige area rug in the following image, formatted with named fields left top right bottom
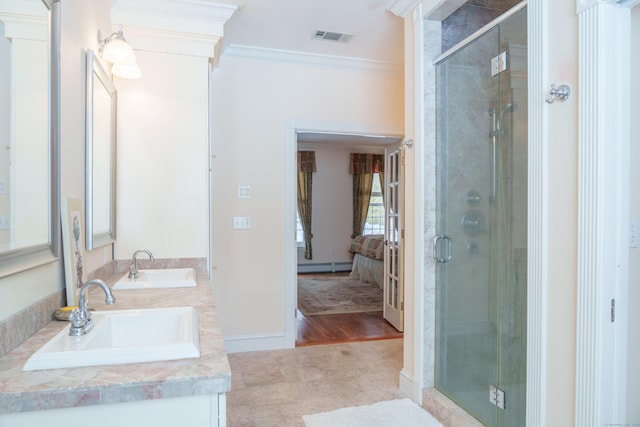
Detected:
left=303, top=398, right=444, bottom=427
left=297, top=273, right=382, bottom=316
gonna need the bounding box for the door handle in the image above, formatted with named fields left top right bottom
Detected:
left=433, top=235, right=452, bottom=263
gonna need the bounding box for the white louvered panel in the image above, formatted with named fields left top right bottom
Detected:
left=526, top=0, right=548, bottom=425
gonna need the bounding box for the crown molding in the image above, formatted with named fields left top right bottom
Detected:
left=0, top=12, right=47, bottom=40
left=220, top=44, right=403, bottom=74
left=387, top=0, right=422, bottom=17
left=111, top=0, right=236, bottom=57
left=121, top=26, right=222, bottom=58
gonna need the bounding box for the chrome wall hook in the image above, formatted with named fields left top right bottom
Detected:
left=545, top=83, right=571, bottom=104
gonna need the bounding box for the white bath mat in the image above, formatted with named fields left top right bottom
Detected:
left=302, top=398, right=444, bottom=427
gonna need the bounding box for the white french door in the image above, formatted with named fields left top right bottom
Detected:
left=383, top=141, right=404, bottom=332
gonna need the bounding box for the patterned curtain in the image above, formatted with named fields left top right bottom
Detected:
left=350, top=153, right=385, bottom=238
left=297, top=151, right=316, bottom=259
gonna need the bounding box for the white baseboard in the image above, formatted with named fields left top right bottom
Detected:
left=297, top=262, right=352, bottom=273
left=400, top=368, right=421, bottom=403
left=223, top=333, right=290, bottom=353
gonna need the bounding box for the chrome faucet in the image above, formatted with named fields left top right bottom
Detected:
left=69, top=279, right=116, bottom=336
left=128, top=249, right=155, bottom=279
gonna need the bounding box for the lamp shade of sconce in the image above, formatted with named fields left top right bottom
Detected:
left=111, top=62, right=141, bottom=79
left=99, top=26, right=141, bottom=79
left=102, top=37, right=136, bottom=65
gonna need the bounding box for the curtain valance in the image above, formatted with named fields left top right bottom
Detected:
left=297, top=151, right=317, bottom=173
left=349, top=153, right=384, bottom=175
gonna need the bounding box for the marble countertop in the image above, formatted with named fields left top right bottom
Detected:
left=0, top=271, right=231, bottom=415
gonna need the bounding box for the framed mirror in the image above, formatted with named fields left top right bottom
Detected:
left=85, top=49, right=116, bottom=250
left=0, top=0, right=60, bottom=277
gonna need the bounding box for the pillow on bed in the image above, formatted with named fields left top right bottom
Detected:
left=349, top=235, right=384, bottom=260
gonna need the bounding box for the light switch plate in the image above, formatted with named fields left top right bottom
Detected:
left=238, top=186, right=251, bottom=199
left=233, top=216, right=251, bottom=230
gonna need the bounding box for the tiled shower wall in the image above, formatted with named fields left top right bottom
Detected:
left=441, top=0, right=523, bottom=52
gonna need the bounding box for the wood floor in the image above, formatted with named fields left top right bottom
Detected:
left=296, top=309, right=403, bottom=346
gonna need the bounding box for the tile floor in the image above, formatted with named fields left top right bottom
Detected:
left=227, top=338, right=407, bottom=426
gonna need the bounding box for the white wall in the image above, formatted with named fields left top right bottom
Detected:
left=114, top=50, right=209, bottom=260
left=395, top=6, right=420, bottom=400
left=543, top=1, right=579, bottom=425
left=211, top=55, right=403, bottom=340
left=628, top=7, right=640, bottom=423
left=59, top=0, right=114, bottom=277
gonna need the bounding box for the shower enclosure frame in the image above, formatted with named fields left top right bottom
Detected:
left=410, top=0, right=632, bottom=423
left=433, top=2, right=528, bottom=425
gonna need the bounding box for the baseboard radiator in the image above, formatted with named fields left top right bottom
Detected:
left=297, top=262, right=352, bottom=273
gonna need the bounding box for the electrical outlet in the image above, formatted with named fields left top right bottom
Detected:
left=0, top=215, right=9, bottom=230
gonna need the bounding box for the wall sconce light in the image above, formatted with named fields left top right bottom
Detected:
left=98, top=25, right=141, bottom=79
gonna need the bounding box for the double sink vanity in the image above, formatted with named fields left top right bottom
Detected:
left=0, top=265, right=231, bottom=427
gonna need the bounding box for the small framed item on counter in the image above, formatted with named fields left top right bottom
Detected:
left=61, top=197, right=86, bottom=307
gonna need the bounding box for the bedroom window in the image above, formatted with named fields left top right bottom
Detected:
left=296, top=212, right=305, bottom=245
left=363, top=173, right=384, bottom=235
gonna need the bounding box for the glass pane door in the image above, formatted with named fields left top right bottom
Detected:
left=383, top=141, right=403, bottom=331
left=434, top=6, right=527, bottom=426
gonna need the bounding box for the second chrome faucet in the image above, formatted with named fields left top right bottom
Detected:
left=128, top=249, right=155, bottom=279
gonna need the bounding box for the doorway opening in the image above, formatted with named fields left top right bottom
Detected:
left=290, top=129, right=404, bottom=347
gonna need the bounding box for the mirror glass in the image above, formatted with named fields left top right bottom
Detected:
left=85, top=49, right=116, bottom=250
left=0, top=0, right=58, bottom=276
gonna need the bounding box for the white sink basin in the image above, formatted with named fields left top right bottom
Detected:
left=23, top=306, right=200, bottom=371
left=113, top=268, right=196, bottom=290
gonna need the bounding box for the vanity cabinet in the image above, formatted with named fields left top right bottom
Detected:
left=0, top=394, right=226, bottom=427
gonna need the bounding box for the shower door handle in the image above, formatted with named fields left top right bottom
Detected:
left=433, top=235, right=452, bottom=263
left=489, top=108, right=498, bottom=202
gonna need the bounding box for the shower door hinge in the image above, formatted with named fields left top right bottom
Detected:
left=611, top=298, right=615, bottom=322
left=491, top=51, right=508, bottom=77
left=489, top=385, right=505, bottom=410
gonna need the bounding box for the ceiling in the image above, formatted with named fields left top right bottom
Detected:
left=213, top=0, right=404, bottom=66
left=211, top=0, right=406, bottom=147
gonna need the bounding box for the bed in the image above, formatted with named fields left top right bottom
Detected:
left=349, top=234, right=384, bottom=288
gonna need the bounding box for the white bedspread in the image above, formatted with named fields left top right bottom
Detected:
left=350, top=253, right=383, bottom=288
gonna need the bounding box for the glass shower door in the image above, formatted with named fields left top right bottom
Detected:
left=434, top=6, right=527, bottom=427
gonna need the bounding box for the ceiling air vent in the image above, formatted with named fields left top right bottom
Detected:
left=312, top=30, right=354, bottom=43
